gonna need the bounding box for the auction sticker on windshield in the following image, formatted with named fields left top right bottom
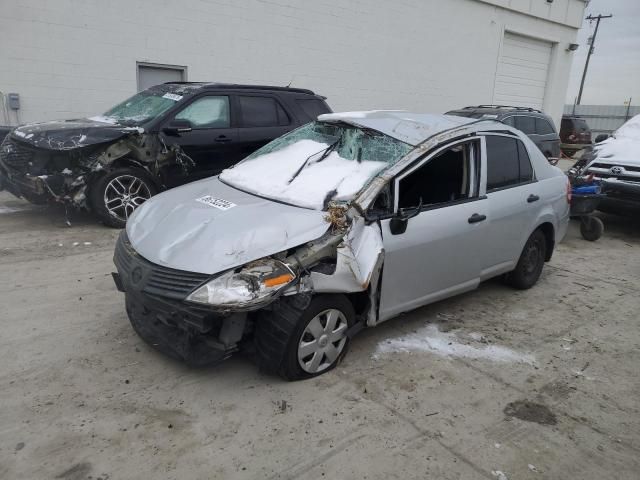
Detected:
left=162, top=93, right=183, bottom=102
left=195, top=196, right=236, bottom=210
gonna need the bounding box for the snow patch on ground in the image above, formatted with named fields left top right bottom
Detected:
left=594, top=114, right=640, bottom=163
left=375, top=324, right=536, bottom=365
left=220, top=139, right=386, bottom=210
left=0, top=206, right=30, bottom=214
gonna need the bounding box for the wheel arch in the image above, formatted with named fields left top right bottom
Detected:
left=108, top=157, right=163, bottom=190
left=536, top=221, right=555, bottom=261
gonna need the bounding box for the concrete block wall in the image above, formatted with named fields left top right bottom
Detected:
left=0, top=0, right=584, bottom=128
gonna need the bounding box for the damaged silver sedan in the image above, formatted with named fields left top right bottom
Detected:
left=112, top=111, right=570, bottom=380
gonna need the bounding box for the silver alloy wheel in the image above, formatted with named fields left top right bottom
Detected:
left=298, top=308, right=349, bottom=374
left=103, top=174, right=152, bottom=223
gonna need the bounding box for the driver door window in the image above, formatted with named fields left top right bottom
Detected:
left=397, top=140, right=478, bottom=210
left=174, top=96, right=230, bottom=128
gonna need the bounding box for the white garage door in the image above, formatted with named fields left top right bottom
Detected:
left=493, top=32, right=552, bottom=110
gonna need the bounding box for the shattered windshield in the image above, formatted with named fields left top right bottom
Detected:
left=100, top=90, right=181, bottom=126
left=219, top=121, right=412, bottom=210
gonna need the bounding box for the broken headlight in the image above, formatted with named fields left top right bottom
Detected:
left=186, top=258, right=296, bottom=308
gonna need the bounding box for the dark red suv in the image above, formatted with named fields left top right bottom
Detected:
left=560, top=116, right=592, bottom=156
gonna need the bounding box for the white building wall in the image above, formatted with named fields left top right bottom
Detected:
left=0, top=0, right=585, bottom=128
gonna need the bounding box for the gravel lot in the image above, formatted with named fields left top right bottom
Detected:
left=1, top=187, right=639, bottom=480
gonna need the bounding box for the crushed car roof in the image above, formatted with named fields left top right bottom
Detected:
left=317, top=111, right=478, bottom=146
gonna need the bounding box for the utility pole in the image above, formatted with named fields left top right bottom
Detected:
left=577, top=13, right=612, bottom=105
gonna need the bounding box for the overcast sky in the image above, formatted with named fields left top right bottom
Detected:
left=565, top=0, right=639, bottom=106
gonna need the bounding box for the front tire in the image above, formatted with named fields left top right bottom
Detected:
left=255, top=294, right=355, bottom=381
left=506, top=229, right=547, bottom=290
left=89, top=167, right=157, bottom=228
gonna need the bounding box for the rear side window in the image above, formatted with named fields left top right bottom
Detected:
left=514, top=116, right=536, bottom=135
left=535, top=118, right=555, bottom=135
left=502, top=117, right=515, bottom=127
left=296, top=98, right=331, bottom=120
left=485, top=135, right=534, bottom=191
left=238, top=96, right=289, bottom=127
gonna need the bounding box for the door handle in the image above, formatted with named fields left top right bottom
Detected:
left=215, top=135, right=232, bottom=143
left=527, top=194, right=540, bottom=203
left=468, top=213, right=487, bottom=224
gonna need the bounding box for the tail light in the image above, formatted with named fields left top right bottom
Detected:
left=566, top=178, right=572, bottom=204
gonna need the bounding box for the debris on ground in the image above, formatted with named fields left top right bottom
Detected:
left=504, top=400, right=557, bottom=425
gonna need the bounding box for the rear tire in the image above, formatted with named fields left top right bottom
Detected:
left=89, top=167, right=157, bottom=228
left=580, top=216, right=604, bottom=241
left=505, top=229, right=547, bottom=290
left=254, top=294, right=355, bottom=381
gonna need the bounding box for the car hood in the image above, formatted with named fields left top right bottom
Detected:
left=126, top=177, right=331, bottom=275
left=10, top=118, right=142, bottom=151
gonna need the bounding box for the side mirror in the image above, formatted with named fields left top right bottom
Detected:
left=390, top=216, right=409, bottom=235
left=594, top=134, right=609, bottom=143
left=163, top=119, right=193, bottom=136
left=389, top=199, right=423, bottom=235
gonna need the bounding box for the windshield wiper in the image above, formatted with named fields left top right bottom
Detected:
left=288, top=137, right=341, bottom=184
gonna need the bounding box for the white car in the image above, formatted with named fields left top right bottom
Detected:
left=113, top=111, right=570, bottom=380
left=575, top=114, right=640, bottom=213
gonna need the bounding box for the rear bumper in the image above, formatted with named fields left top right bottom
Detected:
left=561, top=143, right=591, bottom=155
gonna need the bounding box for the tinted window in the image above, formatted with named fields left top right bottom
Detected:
left=296, top=99, right=331, bottom=120
left=517, top=141, right=534, bottom=181
left=239, top=96, right=289, bottom=127
left=502, top=117, right=515, bottom=127
left=561, top=118, right=589, bottom=133
left=535, top=118, right=555, bottom=135
left=485, top=136, right=533, bottom=191
left=514, top=116, right=536, bottom=134
left=174, top=96, right=230, bottom=128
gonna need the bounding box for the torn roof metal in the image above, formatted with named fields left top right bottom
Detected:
left=318, top=111, right=486, bottom=146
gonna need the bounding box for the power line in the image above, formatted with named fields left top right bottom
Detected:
left=577, top=13, right=613, bottom=105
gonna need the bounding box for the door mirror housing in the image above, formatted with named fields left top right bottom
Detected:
left=389, top=199, right=423, bottom=235
left=594, top=133, right=609, bottom=143
left=163, top=119, right=193, bottom=136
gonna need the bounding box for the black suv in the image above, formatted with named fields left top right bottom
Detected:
left=0, top=83, right=331, bottom=227
left=446, top=105, right=561, bottom=162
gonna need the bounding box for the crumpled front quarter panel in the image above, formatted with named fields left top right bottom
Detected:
left=126, top=177, right=330, bottom=275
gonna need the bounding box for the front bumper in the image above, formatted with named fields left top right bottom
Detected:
left=0, top=163, right=54, bottom=203
left=113, top=232, right=238, bottom=366
left=599, top=179, right=640, bottom=212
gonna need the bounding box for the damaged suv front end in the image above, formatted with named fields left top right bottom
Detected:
left=0, top=84, right=202, bottom=226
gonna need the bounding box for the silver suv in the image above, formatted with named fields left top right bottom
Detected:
left=112, top=111, right=570, bottom=380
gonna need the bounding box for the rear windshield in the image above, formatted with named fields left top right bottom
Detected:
left=562, top=118, right=589, bottom=132
left=220, top=121, right=412, bottom=210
